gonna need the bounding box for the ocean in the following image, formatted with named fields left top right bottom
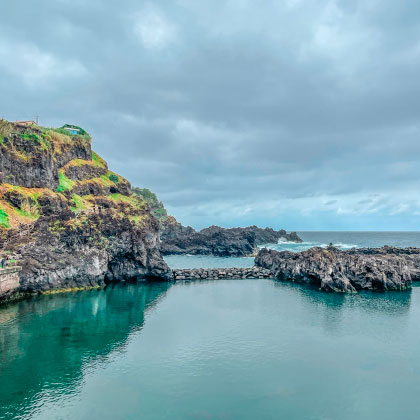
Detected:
left=164, top=231, right=420, bottom=269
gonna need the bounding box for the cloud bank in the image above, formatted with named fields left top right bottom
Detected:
left=1, top=0, right=420, bottom=229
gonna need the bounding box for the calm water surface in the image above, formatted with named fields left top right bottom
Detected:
left=1, top=280, right=420, bottom=419
left=2, top=232, right=420, bottom=419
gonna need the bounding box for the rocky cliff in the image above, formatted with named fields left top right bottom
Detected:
left=160, top=220, right=302, bottom=257
left=0, top=120, right=170, bottom=302
left=255, top=246, right=420, bottom=292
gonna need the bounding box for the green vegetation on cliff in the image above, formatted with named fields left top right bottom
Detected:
left=0, top=205, right=10, bottom=228
left=0, top=119, right=13, bottom=143
left=0, top=119, right=171, bottom=301
left=92, top=151, right=106, bottom=168
left=0, top=120, right=151, bottom=230
left=132, top=187, right=168, bottom=221
left=57, top=171, right=75, bottom=192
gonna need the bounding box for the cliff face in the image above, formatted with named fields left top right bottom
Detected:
left=255, top=246, right=420, bottom=292
left=160, top=220, right=303, bottom=257
left=0, top=121, right=171, bottom=302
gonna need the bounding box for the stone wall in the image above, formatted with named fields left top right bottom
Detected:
left=0, top=266, right=21, bottom=299
left=173, top=267, right=273, bottom=281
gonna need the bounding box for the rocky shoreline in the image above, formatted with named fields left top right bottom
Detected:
left=2, top=121, right=419, bottom=302
left=0, top=121, right=171, bottom=303
left=160, top=221, right=302, bottom=257
left=255, top=245, right=420, bottom=293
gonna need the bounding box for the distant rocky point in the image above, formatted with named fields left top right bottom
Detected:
left=160, top=218, right=302, bottom=257
left=255, top=246, right=420, bottom=293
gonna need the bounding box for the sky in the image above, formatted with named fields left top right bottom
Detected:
left=1, top=0, right=420, bottom=230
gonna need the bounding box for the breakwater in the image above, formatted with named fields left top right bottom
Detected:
left=172, top=267, right=273, bottom=281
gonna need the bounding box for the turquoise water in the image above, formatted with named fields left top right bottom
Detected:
left=1, top=279, right=420, bottom=419
left=2, top=232, right=420, bottom=419
left=164, top=254, right=254, bottom=269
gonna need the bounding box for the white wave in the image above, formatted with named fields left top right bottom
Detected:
left=259, top=240, right=360, bottom=253
left=331, top=242, right=358, bottom=249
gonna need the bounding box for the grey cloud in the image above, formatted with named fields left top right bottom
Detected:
left=1, top=0, right=420, bottom=229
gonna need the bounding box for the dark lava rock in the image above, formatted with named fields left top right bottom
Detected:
left=0, top=123, right=172, bottom=303
left=1, top=210, right=171, bottom=299
left=0, top=127, right=91, bottom=190
left=160, top=221, right=302, bottom=257
left=63, top=162, right=108, bottom=181
left=255, top=246, right=420, bottom=293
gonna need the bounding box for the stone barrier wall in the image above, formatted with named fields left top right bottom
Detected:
left=0, top=266, right=21, bottom=298
left=173, top=267, right=273, bottom=281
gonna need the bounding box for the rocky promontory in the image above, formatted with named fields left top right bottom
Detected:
left=0, top=120, right=171, bottom=302
left=255, top=246, right=420, bottom=292
left=160, top=219, right=302, bottom=257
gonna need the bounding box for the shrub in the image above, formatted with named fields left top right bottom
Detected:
left=109, top=174, right=119, bottom=184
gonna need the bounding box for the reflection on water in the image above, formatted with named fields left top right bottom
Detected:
left=1, top=275, right=420, bottom=420
left=272, top=280, right=413, bottom=336
left=0, top=283, right=170, bottom=420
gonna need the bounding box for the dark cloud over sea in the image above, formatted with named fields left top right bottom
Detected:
left=1, top=0, right=420, bottom=229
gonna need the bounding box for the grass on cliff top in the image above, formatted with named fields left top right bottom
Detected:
left=41, top=125, right=91, bottom=140
left=41, top=128, right=91, bottom=157
left=57, top=171, right=75, bottom=192
left=20, top=132, right=51, bottom=151
left=44, top=130, right=73, bottom=146
left=53, top=127, right=91, bottom=139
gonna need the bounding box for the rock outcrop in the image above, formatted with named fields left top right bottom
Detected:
left=130, top=185, right=302, bottom=257
left=0, top=121, right=171, bottom=302
left=255, top=246, right=420, bottom=292
left=160, top=221, right=302, bottom=257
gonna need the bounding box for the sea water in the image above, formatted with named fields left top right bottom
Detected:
left=164, top=231, right=420, bottom=269
left=1, top=232, right=420, bottom=420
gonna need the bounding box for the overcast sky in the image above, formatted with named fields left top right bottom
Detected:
left=1, top=0, right=420, bottom=230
